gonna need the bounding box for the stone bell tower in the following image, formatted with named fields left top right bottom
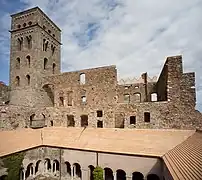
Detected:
left=9, top=7, right=61, bottom=107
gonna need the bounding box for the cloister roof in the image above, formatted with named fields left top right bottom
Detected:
left=0, top=127, right=195, bottom=157
left=163, top=130, right=202, bottom=180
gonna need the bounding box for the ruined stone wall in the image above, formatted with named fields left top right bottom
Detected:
left=117, top=82, right=156, bottom=104
left=180, top=72, right=196, bottom=108
left=156, top=63, right=168, bottom=101
left=42, top=66, right=117, bottom=128
left=0, top=84, right=9, bottom=105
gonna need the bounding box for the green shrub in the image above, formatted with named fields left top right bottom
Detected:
left=2, top=152, right=24, bottom=180
left=93, top=166, right=104, bottom=180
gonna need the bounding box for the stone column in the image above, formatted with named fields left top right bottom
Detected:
left=114, top=172, right=117, bottom=180
left=81, top=169, right=88, bottom=180
left=71, top=166, right=74, bottom=180
left=23, top=171, right=25, bottom=180
left=51, top=161, right=54, bottom=174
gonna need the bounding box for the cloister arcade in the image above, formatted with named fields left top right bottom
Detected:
left=20, top=159, right=161, bottom=180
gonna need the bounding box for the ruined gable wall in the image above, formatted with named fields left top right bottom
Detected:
left=180, top=72, right=196, bottom=108
left=42, top=66, right=117, bottom=128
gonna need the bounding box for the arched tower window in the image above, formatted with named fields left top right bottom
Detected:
left=53, top=63, right=56, bottom=74
left=15, top=76, right=20, bottom=86
left=51, top=44, right=55, bottom=55
left=17, top=37, right=23, bottom=51
left=16, top=57, right=20, bottom=69
left=26, top=35, right=32, bottom=49
left=26, top=75, right=30, bottom=85
left=26, top=55, right=30, bottom=68
left=80, top=73, right=86, bottom=85
left=44, top=58, right=48, bottom=69
left=45, top=41, right=48, bottom=51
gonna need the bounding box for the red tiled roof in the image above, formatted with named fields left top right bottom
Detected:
left=0, top=127, right=195, bottom=157
left=163, top=131, right=202, bottom=180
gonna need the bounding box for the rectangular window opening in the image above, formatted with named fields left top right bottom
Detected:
left=97, top=110, right=103, bottom=117
left=144, top=112, right=150, bottom=122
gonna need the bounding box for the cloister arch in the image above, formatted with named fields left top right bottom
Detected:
left=35, top=160, right=42, bottom=174
left=53, top=159, right=60, bottom=173
left=25, top=163, right=34, bottom=178
left=44, top=158, right=51, bottom=172
left=104, top=167, right=114, bottom=180
left=65, top=161, right=71, bottom=177
left=147, top=174, right=160, bottom=180
left=132, top=172, right=144, bottom=180
left=117, top=169, right=126, bottom=180
left=73, top=163, right=82, bottom=179
left=88, top=165, right=95, bottom=180
left=42, top=84, right=54, bottom=106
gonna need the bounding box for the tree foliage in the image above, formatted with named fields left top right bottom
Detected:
left=2, top=152, right=24, bottom=180
left=93, top=166, right=104, bottom=180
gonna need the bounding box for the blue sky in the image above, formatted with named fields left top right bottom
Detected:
left=0, top=0, right=202, bottom=111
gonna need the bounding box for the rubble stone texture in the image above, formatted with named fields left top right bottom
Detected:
left=0, top=7, right=202, bottom=131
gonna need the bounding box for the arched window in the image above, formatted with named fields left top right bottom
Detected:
left=44, top=158, right=51, bottom=172
left=15, top=76, right=20, bottom=86
left=132, top=172, right=144, bottom=180
left=81, top=96, right=86, bottom=104
left=81, top=115, right=88, bottom=127
left=53, top=160, right=59, bottom=173
left=134, top=93, right=141, bottom=102
left=44, top=41, right=48, bottom=51
left=44, top=58, right=48, bottom=69
left=65, top=162, right=71, bottom=176
left=17, top=37, right=23, bottom=51
left=104, top=168, right=113, bottom=180
left=50, top=120, right=53, bottom=126
left=25, top=163, right=34, bottom=178
left=48, top=30, right=51, bottom=34
left=23, top=23, right=26, bottom=27
left=117, top=169, right=126, bottom=180
left=88, top=165, right=95, bottom=180
left=35, top=160, right=42, bottom=174
left=26, top=35, right=32, bottom=49
left=80, top=73, right=86, bottom=85
left=17, top=24, right=21, bottom=28
left=26, top=55, right=30, bottom=67
left=73, top=163, right=81, bottom=178
left=16, top=57, right=20, bottom=69
left=151, top=93, right=157, bottom=102
left=28, top=21, right=32, bottom=26
left=51, top=44, right=55, bottom=55
left=124, top=94, right=130, bottom=103
left=52, top=63, right=56, bottom=74
left=26, top=75, right=30, bottom=85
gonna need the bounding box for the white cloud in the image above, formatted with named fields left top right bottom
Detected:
left=11, top=0, right=202, bottom=111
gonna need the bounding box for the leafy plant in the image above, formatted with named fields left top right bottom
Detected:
left=2, top=152, right=24, bottom=180
left=93, top=166, right=104, bottom=180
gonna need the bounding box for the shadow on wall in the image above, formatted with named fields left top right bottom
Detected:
left=146, top=160, right=162, bottom=180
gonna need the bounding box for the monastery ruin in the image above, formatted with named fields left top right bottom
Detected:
left=0, top=7, right=202, bottom=180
